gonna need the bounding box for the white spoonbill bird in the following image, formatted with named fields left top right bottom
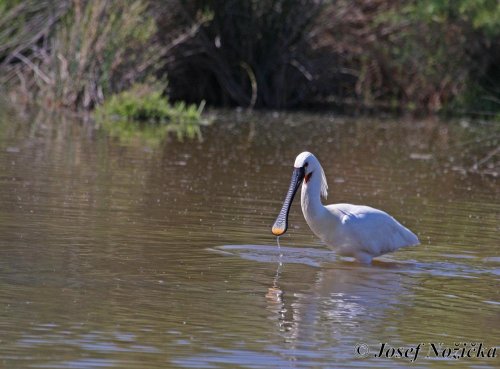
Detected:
left=272, top=152, right=419, bottom=263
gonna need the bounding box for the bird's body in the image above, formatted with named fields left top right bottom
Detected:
left=272, top=151, right=419, bottom=263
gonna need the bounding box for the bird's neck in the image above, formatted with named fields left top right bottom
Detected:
left=301, top=174, right=325, bottom=220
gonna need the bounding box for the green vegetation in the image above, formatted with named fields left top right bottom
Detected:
left=0, top=0, right=161, bottom=109
left=99, top=118, right=206, bottom=147
left=95, top=84, right=206, bottom=124
left=95, top=83, right=209, bottom=145
left=393, top=0, right=500, bottom=115
left=0, top=0, right=499, bottom=116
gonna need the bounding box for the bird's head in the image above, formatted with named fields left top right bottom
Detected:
left=271, top=151, right=328, bottom=236
left=293, top=151, right=318, bottom=184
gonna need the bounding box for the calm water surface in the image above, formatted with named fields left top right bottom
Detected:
left=0, top=108, right=498, bottom=368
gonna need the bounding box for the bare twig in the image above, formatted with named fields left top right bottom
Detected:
left=11, top=52, right=53, bottom=85
left=470, top=146, right=500, bottom=171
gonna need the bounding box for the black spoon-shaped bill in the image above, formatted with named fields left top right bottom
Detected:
left=271, top=167, right=305, bottom=236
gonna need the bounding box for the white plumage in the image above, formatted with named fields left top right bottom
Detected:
left=272, top=151, right=420, bottom=263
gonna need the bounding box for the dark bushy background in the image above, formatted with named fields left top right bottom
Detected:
left=1, top=0, right=499, bottom=115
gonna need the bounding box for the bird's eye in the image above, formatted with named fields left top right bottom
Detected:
left=304, top=162, right=309, bottom=167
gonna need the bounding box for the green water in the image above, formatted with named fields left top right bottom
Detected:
left=0, top=109, right=498, bottom=368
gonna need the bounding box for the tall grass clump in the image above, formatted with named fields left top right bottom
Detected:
left=95, top=83, right=209, bottom=143
left=95, top=83, right=207, bottom=124
left=0, top=0, right=163, bottom=110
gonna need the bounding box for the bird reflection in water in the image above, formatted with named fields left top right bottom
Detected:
left=265, top=237, right=299, bottom=339
left=265, top=250, right=413, bottom=348
left=266, top=236, right=283, bottom=304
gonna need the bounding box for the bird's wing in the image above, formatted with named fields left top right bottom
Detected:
left=334, top=205, right=419, bottom=256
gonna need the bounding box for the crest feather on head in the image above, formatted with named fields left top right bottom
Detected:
left=320, top=164, right=328, bottom=199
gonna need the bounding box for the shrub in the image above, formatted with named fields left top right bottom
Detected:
left=311, top=0, right=500, bottom=114
left=161, top=0, right=323, bottom=109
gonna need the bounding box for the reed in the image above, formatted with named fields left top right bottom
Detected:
left=1, top=0, right=162, bottom=110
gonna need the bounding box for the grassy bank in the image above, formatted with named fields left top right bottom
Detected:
left=0, top=0, right=499, bottom=116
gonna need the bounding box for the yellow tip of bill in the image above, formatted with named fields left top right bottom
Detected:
left=272, top=226, right=285, bottom=236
